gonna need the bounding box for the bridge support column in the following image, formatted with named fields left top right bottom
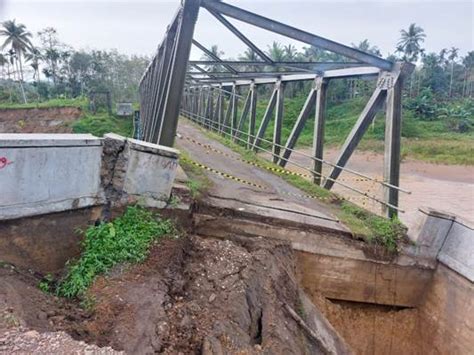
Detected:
left=383, top=72, right=403, bottom=218
left=158, top=0, right=201, bottom=147
left=312, top=78, right=328, bottom=185
left=273, top=81, right=285, bottom=164
left=253, top=83, right=278, bottom=152
left=248, top=82, right=257, bottom=148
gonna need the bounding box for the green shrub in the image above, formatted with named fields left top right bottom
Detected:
left=72, top=112, right=133, bottom=137
left=57, top=206, right=175, bottom=298
left=339, top=202, right=406, bottom=252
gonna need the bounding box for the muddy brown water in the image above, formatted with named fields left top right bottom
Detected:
left=264, top=147, right=474, bottom=232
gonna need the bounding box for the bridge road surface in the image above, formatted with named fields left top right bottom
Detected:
left=176, top=119, right=349, bottom=235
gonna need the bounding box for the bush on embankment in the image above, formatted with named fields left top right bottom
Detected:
left=56, top=206, right=176, bottom=298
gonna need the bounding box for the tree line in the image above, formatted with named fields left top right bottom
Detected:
left=0, top=21, right=149, bottom=104
left=0, top=19, right=473, bottom=121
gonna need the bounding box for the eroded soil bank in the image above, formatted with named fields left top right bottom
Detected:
left=0, top=106, right=82, bottom=133
left=0, top=235, right=324, bottom=354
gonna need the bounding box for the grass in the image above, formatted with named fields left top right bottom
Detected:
left=0, top=96, right=134, bottom=138
left=249, top=95, right=473, bottom=165
left=56, top=206, right=175, bottom=298
left=0, top=97, right=88, bottom=110
left=189, top=119, right=405, bottom=251
left=178, top=150, right=212, bottom=199
left=72, top=111, right=133, bottom=137
left=338, top=201, right=406, bottom=252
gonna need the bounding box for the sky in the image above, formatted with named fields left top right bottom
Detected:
left=0, top=0, right=473, bottom=61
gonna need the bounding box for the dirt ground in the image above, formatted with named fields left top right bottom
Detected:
left=0, top=236, right=323, bottom=354
left=0, top=264, right=120, bottom=354
left=0, top=106, right=82, bottom=133
left=311, top=294, right=421, bottom=354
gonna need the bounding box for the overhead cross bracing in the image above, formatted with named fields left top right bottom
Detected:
left=138, top=0, right=414, bottom=217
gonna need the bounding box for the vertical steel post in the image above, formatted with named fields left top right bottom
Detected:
left=222, top=86, right=232, bottom=133
left=206, top=87, right=214, bottom=129
left=312, top=78, right=328, bottom=185
left=248, top=82, right=257, bottom=148
left=231, top=84, right=239, bottom=137
left=158, top=0, right=201, bottom=147
left=273, top=80, right=284, bottom=164
left=383, top=74, right=403, bottom=218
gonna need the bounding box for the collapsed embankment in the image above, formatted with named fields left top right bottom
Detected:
left=0, top=106, right=82, bottom=133
left=1, top=203, right=473, bottom=354
left=0, top=234, right=346, bottom=354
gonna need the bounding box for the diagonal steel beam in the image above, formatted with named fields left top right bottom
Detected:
left=192, top=39, right=238, bottom=74
left=253, top=84, right=278, bottom=151
left=235, top=88, right=252, bottom=139
left=323, top=87, right=387, bottom=189
left=207, top=9, right=273, bottom=64
left=279, top=86, right=317, bottom=167
left=202, top=0, right=393, bottom=70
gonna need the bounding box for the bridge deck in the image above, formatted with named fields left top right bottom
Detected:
left=176, top=119, right=349, bottom=234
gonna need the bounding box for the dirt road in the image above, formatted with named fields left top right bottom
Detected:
left=282, top=147, right=474, bottom=231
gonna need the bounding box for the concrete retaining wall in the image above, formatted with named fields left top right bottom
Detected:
left=0, top=132, right=180, bottom=272
left=0, top=134, right=103, bottom=220
left=408, top=207, right=474, bottom=282
left=419, top=263, right=473, bottom=354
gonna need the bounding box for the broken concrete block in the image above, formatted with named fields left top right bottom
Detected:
left=102, top=133, right=179, bottom=208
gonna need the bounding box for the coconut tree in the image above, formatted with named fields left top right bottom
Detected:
left=462, top=51, right=474, bottom=98
left=0, top=20, right=33, bottom=102
left=0, top=20, right=33, bottom=80
left=25, top=47, right=42, bottom=83
left=283, top=44, right=298, bottom=61
left=0, top=52, right=6, bottom=79
left=266, top=41, right=285, bottom=62
left=448, top=47, right=459, bottom=97
left=396, top=23, right=426, bottom=97
left=200, top=44, right=224, bottom=72
left=397, top=23, right=426, bottom=63
left=238, top=48, right=260, bottom=72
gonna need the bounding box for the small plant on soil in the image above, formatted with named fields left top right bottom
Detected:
left=167, top=194, right=181, bottom=208
left=179, top=151, right=211, bottom=199
left=57, top=206, right=175, bottom=298
left=339, top=202, right=407, bottom=252
left=38, top=273, right=54, bottom=293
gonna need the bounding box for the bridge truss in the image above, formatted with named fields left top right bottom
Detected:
left=138, top=0, right=414, bottom=217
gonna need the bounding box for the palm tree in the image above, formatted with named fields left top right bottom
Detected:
left=352, top=39, right=382, bottom=57
left=238, top=48, right=260, bottom=72
left=25, top=47, right=43, bottom=83
left=200, top=44, right=224, bottom=71
left=43, top=47, right=61, bottom=83
left=462, top=51, right=474, bottom=98
left=397, top=23, right=426, bottom=63
left=448, top=47, right=459, bottom=97
left=302, top=46, right=323, bottom=62
left=1, top=20, right=33, bottom=80
left=0, top=52, right=6, bottom=79
left=283, top=44, right=298, bottom=61
left=0, top=20, right=33, bottom=102
left=266, top=41, right=285, bottom=62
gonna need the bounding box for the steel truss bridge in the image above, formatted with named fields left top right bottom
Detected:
left=138, top=0, right=414, bottom=217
